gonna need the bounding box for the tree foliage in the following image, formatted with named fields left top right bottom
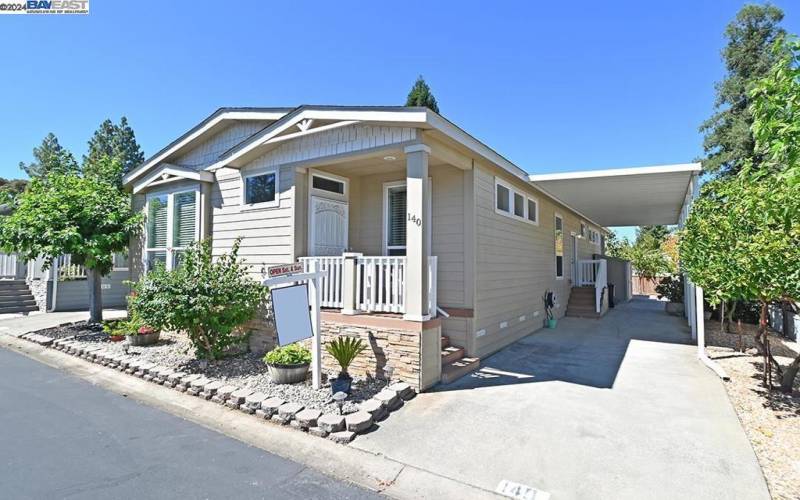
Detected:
left=700, top=3, right=785, bottom=177
left=129, top=239, right=266, bottom=360
left=19, top=133, right=79, bottom=178
left=609, top=226, right=674, bottom=280
left=0, top=178, right=28, bottom=206
left=405, top=75, right=440, bottom=113
left=83, top=117, right=145, bottom=186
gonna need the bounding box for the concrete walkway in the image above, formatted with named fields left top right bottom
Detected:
left=353, top=297, right=770, bottom=500
left=0, top=309, right=127, bottom=338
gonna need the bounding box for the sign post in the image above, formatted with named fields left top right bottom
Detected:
left=263, top=261, right=325, bottom=389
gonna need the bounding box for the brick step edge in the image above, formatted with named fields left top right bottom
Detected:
left=15, top=331, right=419, bottom=446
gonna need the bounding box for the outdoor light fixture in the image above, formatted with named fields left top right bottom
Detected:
left=333, top=391, right=348, bottom=415
left=122, top=344, right=129, bottom=355
left=384, top=365, right=394, bottom=386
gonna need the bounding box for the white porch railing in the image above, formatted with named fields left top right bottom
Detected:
left=577, top=259, right=607, bottom=313
left=56, top=254, right=87, bottom=281
left=300, top=256, right=344, bottom=308
left=299, top=255, right=438, bottom=317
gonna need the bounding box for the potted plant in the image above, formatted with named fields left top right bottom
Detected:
left=264, top=343, right=311, bottom=384
left=102, top=320, right=126, bottom=342
left=656, top=275, right=685, bottom=316
left=325, top=336, right=366, bottom=394
left=544, top=290, right=557, bottom=328
left=121, top=312, right=160, bottom=346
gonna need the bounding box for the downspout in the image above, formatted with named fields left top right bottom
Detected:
left=695, top=284, right=729, bottom=381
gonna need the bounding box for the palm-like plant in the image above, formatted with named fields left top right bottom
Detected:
left=325, top=336, right=367, bottom=378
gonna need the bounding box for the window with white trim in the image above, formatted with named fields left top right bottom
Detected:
left=555, top=214, right=564, bottom=279
left=385, top=183, right=407, bottom=256
left=495, top=177, right=539, bottom=225
left=112, top=250, right=129, bottom=271
left=241, top=167, right=278, bottom=208
left=580, top=222, right=587, bottom=238
left=146, top=187, right=199, bottom=271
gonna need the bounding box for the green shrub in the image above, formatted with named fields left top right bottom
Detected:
left=655, top=275, right=684, bottom=303
left=264, top=343, right=311, bottom=366
left=325, top=336, right=366, bottom=378
left=129, top=238, right=265, bottom=359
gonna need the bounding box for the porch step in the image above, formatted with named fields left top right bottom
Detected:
left=441, top=346, right=465, bottom=365
left=441, top=336, right=450, bottom=349
left=0, top=304, right=39, bottom=314
left=566, top=286, right=603, bottom=319
left=566, top=307, right=602, bottom=319
left=441, top=357, right=480, bottom=384
left=0, top=298, right=37, bottom=307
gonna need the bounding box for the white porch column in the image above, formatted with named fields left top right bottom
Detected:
left=404, top=144, right=431, bottom=321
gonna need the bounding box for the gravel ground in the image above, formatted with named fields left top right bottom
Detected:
left=705, top=320, right=800, bottom=500
left=40, top=323, right=386, bottom=414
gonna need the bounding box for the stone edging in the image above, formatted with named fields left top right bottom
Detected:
left=17, top=332, right=416, bottom=444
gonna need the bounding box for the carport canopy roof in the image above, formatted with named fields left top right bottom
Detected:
left=529, top=163, right=701, bottom=227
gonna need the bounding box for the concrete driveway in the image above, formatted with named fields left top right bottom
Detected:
left=353, top=297, right=770, bottom=500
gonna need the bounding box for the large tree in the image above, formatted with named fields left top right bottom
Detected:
left=83, top=117, right=145, bottom=185
left=699, top=3, right=785, bottom=177
left=0, top=158, right=142, bottom=322
left=19, top=133, right=79, bottom=179
left=405, top=76, right=440, bottom=113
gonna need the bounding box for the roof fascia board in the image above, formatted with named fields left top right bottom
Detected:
left=529, top=163, right=701, bottom=182
left=132, top=164, right=214, bottom=194
left=123, top=109, right=289, bottom=186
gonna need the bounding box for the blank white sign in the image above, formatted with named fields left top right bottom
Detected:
left=271, top=284, right=314, bottom=346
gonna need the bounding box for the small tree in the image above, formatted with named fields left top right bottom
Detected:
left=405, top=75, right=440, bottom=113
left=0, top=160, right=141, bottom=322
left=129, top=239, right=265, bottom=360
left=680, top=170, right=800, bottom=392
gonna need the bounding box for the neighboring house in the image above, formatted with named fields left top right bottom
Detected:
left=122, top=106, right=700, bottom=390
left=0, top=252, right=129, bottom=313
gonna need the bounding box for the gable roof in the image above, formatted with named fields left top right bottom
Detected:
left=122, top=107, right=292, bottom=186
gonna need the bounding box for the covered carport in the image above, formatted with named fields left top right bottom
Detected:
left=529, top=163, right=716, bottom=369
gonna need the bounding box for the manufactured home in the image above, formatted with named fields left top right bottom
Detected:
left=122, top=106, right=700, bottom=390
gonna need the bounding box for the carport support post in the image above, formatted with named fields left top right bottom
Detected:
left=695, top=285, right=705, bottom=358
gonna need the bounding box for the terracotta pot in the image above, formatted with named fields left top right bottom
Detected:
left=109, top=335, right=125, bottom=342
left=267, top=363, right=309, bottom=384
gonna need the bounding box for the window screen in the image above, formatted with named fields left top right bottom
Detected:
left=514, top=192, right=525, bottom=217
left=527, top=199, right=537, bottom=223
left=147, top=195, right=168, bottom=249
left=172, top=191, right=197, bottom=248
left=496, top=183, right=510, bottom=212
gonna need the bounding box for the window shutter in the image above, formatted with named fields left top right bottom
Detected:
left=388, top=187, right=406, bottom=247
left=147, top=195, right=168, bottom=249
left=172, top=191, right=197, bottom=248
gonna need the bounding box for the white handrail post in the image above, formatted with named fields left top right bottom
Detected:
left=341, top=252, right=361, bottom=315
left=308, top=260, right=323, bottom=390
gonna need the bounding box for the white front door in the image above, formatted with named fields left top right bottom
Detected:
left=309, top=196, right=348, bottom=256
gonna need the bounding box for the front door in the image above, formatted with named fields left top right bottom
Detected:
left=309, top=196, right=348, bottom=256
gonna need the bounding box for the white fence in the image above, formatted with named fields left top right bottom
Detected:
left=56, top=254, right=87, bottom=281
left=299, top=254, right=438, bottom=316
left=0, top=253, right=21, bottom=279
left=577, top=259, right=608, bottom=313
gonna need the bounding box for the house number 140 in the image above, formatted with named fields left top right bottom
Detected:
left=407, top=213, right=422, bottom=227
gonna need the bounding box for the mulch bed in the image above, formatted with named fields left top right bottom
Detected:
left=39, top=322, right=386, bottom=415
left=705, top=319, right=800, bottom=500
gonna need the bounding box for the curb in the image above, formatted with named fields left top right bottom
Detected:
left=17, top=331, right=416, bottom=444
left=0, top=333, right=501, bottom=499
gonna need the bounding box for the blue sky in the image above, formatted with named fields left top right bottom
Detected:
left=2, top=1, right=798, bottom=239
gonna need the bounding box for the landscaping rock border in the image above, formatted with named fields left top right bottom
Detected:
left=17, top=330, right=417, bottom=444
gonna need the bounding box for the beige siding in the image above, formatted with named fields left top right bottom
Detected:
left=210, top=158, right=296, bottom=275
left=472, top=162, right=605, bottom=358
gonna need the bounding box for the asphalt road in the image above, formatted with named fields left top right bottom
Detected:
left=0, top=346, right=380, bottom=500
